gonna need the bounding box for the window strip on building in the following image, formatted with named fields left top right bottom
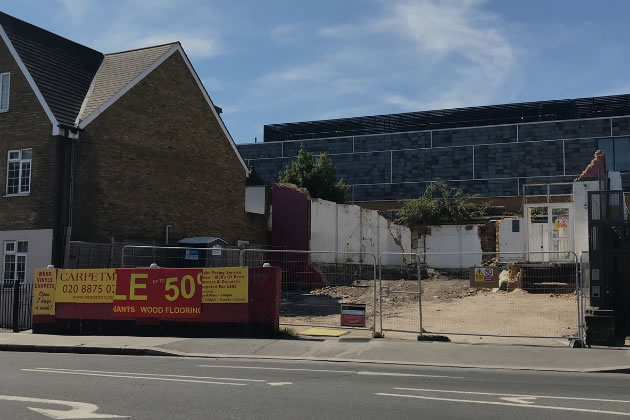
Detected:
left=0, top=72, right=9, bottom=111
left=5, top=148, right=32, bottom=196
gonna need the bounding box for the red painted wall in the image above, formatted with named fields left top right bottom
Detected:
left=271, top=184, right=310, bottom=250
left=270, top=184, right=324, bottom=289
left=32, top=267, right=281, bottom=336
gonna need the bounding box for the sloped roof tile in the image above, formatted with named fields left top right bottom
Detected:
left=0, top=11, right=103, bottom=125
left=78, top=43, right=176, bottom=122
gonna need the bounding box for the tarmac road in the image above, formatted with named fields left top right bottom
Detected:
left=1, top=351, right=629, bottom=419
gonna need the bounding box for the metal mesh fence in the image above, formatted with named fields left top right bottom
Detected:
left=240, top=249, right=377, bottom=330
left=378, top=253, right=421, bottom=333
left=121, top=246, right=243, bottom=268
left=379, top=251, right=580, bottom=340
left=67, top=241, right=124, bottom=269
left=579, top=251, right=590, bottom=343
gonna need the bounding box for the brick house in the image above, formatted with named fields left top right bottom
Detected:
left=0, top=12, right=266, bottom=284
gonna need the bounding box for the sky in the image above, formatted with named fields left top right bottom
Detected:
left=2, top=0, right=630, bottom=144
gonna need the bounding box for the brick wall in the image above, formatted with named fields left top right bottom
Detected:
left=0, top=38, right=58, bottom=231
left=73, top=52, right=267, bottom=245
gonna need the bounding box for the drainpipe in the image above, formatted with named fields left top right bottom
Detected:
left=55, top=124, right=81, bottom=268
left=165, top=224, right=172, bottom=245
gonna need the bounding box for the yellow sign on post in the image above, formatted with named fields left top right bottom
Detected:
left=33, top=269, right=57, bottom=315
left=202, top=267, right=248, bottom=303
left=55, top=269, right=117, bottom=303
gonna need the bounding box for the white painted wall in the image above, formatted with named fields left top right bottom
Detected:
left=0, top=229, right=53, bottom=284
left=310, top=199, right=411, bottom=265
left=573, top=181, right=599, bottom=258
left=417, top=225, right=482, bottom=268
left=609, top=171, right=622, bottom=191
left=245, top=186, right=266, bottom=214
left=497, top=217, right=526, bottom=262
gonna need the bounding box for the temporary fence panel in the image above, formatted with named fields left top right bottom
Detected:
left=240, top=249, right=377, bottom=331
left=67, top=241, right=124, bottom=269
left=578, top=251, right=590, bottom=344
left=417, top=251, right=580, bottom=339
left=0, top=282, right=33, bottom=331
left=378, top=252, right=422, bottom=334
left=121, top=245, right=242, bottom=268
left=377, top=251, right=581, bottom=341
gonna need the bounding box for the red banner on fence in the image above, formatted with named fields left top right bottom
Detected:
left=113, top=269, right=203, bottom=319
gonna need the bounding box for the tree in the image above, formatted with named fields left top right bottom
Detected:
left=395, top=181, right=487, bottom=227
left=279, top=145, right=350, bottom=203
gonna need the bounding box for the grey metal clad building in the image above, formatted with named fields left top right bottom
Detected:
left=237, top=94, right=630, bottom=203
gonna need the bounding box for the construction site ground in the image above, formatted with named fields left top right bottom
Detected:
left=280, top=269, right=578, bottom=346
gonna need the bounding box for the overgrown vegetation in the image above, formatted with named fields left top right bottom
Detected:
left=276, top=327, right=298, bottom=339
left=395, top=181, right=487, bottom=227
left=279, top=145, right=350, bottom=203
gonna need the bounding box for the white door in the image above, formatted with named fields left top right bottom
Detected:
left=526, top=205, right=573, bottom=262
left=528, top=206, right=549, bottom=262
left=550, top=207, right=571, bottom=260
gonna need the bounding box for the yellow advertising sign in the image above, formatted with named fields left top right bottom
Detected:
left=33, top=269, right=56, bottom=315
left=55, top=269, right=117, bottom=303
left=202, top=267, right=248, bottom=303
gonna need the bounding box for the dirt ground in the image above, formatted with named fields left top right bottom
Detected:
left=280, top=269, right=578, bottom=339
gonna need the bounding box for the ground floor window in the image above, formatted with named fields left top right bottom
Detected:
left=3, top=240, right=27, bottom=288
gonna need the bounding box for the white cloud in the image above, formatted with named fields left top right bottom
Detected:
left=201, top=77, right=224, bottom=93
left=249, top=0, right=517, bottom=116
left=56, top=0, right=89, bottom=23
left=134, top=34, right=220, bottom=58
left=271, top=24, right=302, bottom=42
left=55, top=0, right=222, bottom=59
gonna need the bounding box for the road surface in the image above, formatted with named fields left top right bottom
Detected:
left=0, top=351, right=629, bottom=419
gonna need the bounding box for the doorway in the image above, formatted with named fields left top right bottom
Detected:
left=526, top=204, right=573, bottom=262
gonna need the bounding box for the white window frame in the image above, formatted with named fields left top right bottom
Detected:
left=5, top=148, right=32, bottom=196
left=3, top=240, right=27, bottom=287
left=0, top=72, right=9, bottom=112
left=524, top=203, right=574, bottom=262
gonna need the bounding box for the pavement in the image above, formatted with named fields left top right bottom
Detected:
left=1, top=328, right=630, bottom=373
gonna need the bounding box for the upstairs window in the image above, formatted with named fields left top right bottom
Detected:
left=599, top=137, right=630, bottom=172
left=6, top=148, right=32, bottom=196
left=0, top=72, right=9, bottom=112
left=3, top=240, right=27, bottom=288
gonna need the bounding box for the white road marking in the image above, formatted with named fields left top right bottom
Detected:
left=357, top=371, right=463, bottom=379
left=22, top=369, right=246, bottom=386
left=267, top=382, right=293, bottom=386
left=393, top=387, right=630, bottom=404
left=0, top=394, right=126, bottom=419
left=501, top=396, right=537, bottom=405
left=198, top=365, right=355, bottom=374
left=198, top=365, right=463, bottom=379
left=32, top=367, right=265, bottom=382
left=376, top=393, right=630, bottom=417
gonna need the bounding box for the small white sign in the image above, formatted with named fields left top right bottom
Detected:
left=184, top=249, right=199, bottom=261
left=212, top=245, right=222, bottom=256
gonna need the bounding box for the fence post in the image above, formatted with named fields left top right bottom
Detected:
left=371, top=253, right=377, bottom=335
left=110, top=237, right=115, bottom=268
left=378, top=253, right=383, bottom=335
left=12, top=280, right=20, bottom=332
left=416, top=254, right=423, bottom=337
